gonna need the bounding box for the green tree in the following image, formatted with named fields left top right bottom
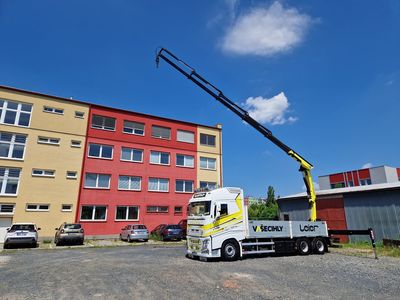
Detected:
left=248, top=186, right=279, bottom=220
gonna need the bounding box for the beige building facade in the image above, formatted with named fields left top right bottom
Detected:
left=0, top=86, right=89, bottom=239
left=196, top=124, right=223, bottom=189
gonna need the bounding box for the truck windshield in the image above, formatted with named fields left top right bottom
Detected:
left=189, top=201, right=211, bottom=216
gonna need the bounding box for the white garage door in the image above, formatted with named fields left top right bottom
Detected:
left=0, top=218, right=13, bottom=243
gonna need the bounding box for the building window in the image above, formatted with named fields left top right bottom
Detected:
left=80, top=205, right=107, bottom=221
left=151, top=125, right=171, bottom=139
left=123, top=120, right=145, bottom=136
left=91, top=115, right=116, bottom=131
left=147, top=206, right=168, bottom=213
left=116, top=206, right=139, bottom=220
left=176, top=180, right=194, bottom=193
left=43, top=106, right=64, bottom=115
left=26, top=204, right=49, bottom=211
left=0, top=168, right=20, bottom=195
left=66, top=171, right=77, bottom=179
left=200, top=157, right=216, bottom=170
left=330, top=182, right=345, bottom=189
left=88, top=143, right=113, bottom=159
left=360, top=178, right=372, bottom=186
left=0, top=132, right=27, bottom=159
left=38, top=136, right=60, bottom=145
left=177, top=130, right=194, bottom=143
left=200, top=181, right=217, bottom=189
left=148, top=178, right=169, bottom=192
left=61, top=204, right=72, bottom=212
left=121, top=147, right=143, bottom=162
left=347, top=181, right=354, bottom=187
left=118, top=176, right=141, bottom=191
left=70, top=140, right=81, bottom=148
left=32, top=169, right=55, bottom=177
left=75, top=111, right=85, bottom=118
left=0, top=204, right=15, bottom=214
left=174, top=206, right=183, bottom=214
left=200, top=133, right=216, bottom=147
left=176, top=154, right=194, bottom=168
left=84, top=173, right=111, bottom=189
left=0, top=99, right=32, bottom=127
left=150, top=151, right=170, bottom=165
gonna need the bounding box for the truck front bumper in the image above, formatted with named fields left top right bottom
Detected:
left=186, top=236, right=220, bottom=259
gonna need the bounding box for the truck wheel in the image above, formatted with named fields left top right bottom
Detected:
left=221, top=240, right=239, bottom=261
left=311, top=238, right=326, bottom=254
left=296, top=238, right=311, bottom=255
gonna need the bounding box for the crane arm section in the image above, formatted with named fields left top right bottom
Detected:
left=156, top=48, right=317, bottom=221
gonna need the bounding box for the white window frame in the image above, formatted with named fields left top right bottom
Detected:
left=84, top=173, right=111, bottom=189
left=200, top=181, right=217, bottom=189
left=176, top=154, right=194, bottom=168
left=150, top=151, right=170, bottom=165
left=120, top=147, right=143, bottom=163
left=200, top=157, right=217, bottom=170
left=0, top=132, right=27, bottom=160
left=0, top=203, right=15, bottom=215
left=200, top=133, right=216, bottom=147
left=174, top=206, right=183, bottom=214
left=146, top=206, right=169, bottom=213
left=70, top=140, right=82, bottom=148
left=43, top=106, right=64, bottom=115
left=115, top=206, right=140, bottom=221
left=0, top=99, right=32, bottom=127
left=175, top=180, right=194, bottom=193
left=38, top=136, right=60, bottom=145
left=91, top=115, right=116, bottom=131
left=0, top=168, right=21, bottom=196
left=75, top=111, right=85, bottom=119
left=123, top=120, right=145, bottom=136
left=177, top=130, right=194, bottom=143
left=80, top=205, right=107, bottom=221
left=118, top=175, right=142, bottom=191
left=61, top=204, right=73, bottom=212
left=66, top=171, right=78, bottom=179
left=151, top=125, right=171, bottom=140
left=26, top=204, right=50, bottom=212
left=32, top=169, right=55, bottom=177
left=88, top=143, right=114, bottom=160
left=148, top=178, right=169, bottom=192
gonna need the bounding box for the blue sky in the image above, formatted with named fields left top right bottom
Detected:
left=1, top=0, right=399, bottom=197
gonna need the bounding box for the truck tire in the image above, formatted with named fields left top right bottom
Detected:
left=311, top=237, right=326, bottom=254
left=221, top=240, right=240, bottom=261
left=296, top=238, right=311, bottom=255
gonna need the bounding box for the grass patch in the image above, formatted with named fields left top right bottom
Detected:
left=337, top=241, right=400, bottom=258
left=150, top=233, right=163, bottom=241
left=42, top=240, right=52, bottom=244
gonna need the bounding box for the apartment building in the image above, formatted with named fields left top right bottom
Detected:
left=77, top=105, right=222, bottom=238
left=0, top=86, right=88, bottom=239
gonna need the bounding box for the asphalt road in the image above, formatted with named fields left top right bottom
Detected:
left=0, top=245, right=399, bottom=299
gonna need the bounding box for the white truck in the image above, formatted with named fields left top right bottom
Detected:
left=186, top=187, right=329, bottom=261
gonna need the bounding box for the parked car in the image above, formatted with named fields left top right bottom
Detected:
left=3, top=223, right=40, bottom=249
left=150, top=224, right=166, bottom=235
left=54, top=223, right=84, bottom=246
left=152, top=224, right=183, bottom=241
left=120, top=224, right=149, bottom=242
left=178, top=219, right=187, bottom=239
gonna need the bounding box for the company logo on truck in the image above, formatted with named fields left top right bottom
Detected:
left=252, top=225, right=283, bottom=232
left=299, top=225, right=319, bottom=232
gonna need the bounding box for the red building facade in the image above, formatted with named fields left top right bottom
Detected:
left=76, top=105, right=220, bottom=237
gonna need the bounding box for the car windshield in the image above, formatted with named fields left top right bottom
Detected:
left=188, top=201, right=211, bottom=216
left=133, top=225, right=146, bottom=229
left=166, top=225, right=181, bottom=229
left=64, top=224, right=81, bottom=229
left=11, top=224, right=35, bottom=231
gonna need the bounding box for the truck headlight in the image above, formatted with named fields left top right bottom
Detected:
left=201, top=239, right=209, bottom=253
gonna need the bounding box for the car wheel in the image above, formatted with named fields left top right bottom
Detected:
left=80, top=239, right=84, bottom=245
left=296, top=238, right=311, bottom=255
left=222, top=240, right=240, bottom=261
left=127, top=235, right=132, bottom=243
left=3, top=243, right=9, bottom=249
left=311, top=237, right=326, bottom=254
left=144, top=239, right=148, bottom=242
left=119, top=234, right=122, bottom=241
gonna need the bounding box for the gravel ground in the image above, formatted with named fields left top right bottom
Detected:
left=0, top=245, right=399, bottom=300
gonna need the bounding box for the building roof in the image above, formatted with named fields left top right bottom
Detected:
left=318, top=165, right=399, bottom=178
left=0, top=84, right=222, bottom=130
left=280, top=181, right=400, bottom=200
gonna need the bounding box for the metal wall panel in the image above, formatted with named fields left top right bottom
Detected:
left=278, top=199, right=309, bottom=221
left=344, top=189, right=400, bottom=242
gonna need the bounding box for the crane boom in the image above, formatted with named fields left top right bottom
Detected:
left=156, top=48, right=317, bottom=221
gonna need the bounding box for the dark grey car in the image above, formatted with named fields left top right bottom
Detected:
left=54, top=223, right=84, bottom=246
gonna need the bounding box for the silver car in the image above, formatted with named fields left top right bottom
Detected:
left=3, top=223, right=40, bottom=249
left=120, top=224, right=149, bottom=242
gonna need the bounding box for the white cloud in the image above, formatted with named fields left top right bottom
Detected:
left=243, top=92, right=296, bottom=125
left=221, top=1, right=312, bottom=56
left=362, top=163, right=373, bottom=169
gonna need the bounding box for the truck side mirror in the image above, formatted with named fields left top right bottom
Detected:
left=214, top=203, right=221, bottom=219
